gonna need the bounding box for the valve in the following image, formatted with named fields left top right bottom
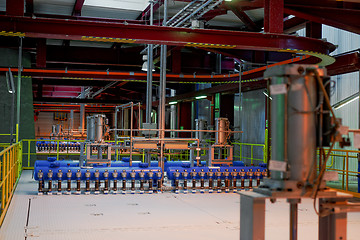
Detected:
left=47, top=170, right=53, bottom=195
left=121, top=169, right=127, bottom=194
left=199, top=169, right=206, bottom=193
left=215, top=169, right=222, bottom=193
left=75, top=170, right=81, bottom=194
left=37, top=170, right=44, bottom=195
left=139, top=170, right=145, bottom=194
left=190, top=169, right=197, bottom=194
left=85, top=170, right=91, bottom=195
left=147, top=170, right=154, bottom=194
left=94, top=170, right=100, bottom=194
left=207, top=169, right=214, bottom=193
left=103, top=169, right=109, bottom=194
left=66, top=170, right=72, bottom=195
left=182, top=169, right=189, bottom=194
left=57, top=170, right=63, bottom=195
left=112, top=170, right=118, bottom=194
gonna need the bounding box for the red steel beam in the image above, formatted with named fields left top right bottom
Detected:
left=306, top=22, right=322, bottom=39
left=25, top=0, right=33, bottom=15
left=264, top=0, right=284, bottom=33
left=226, top=3, right=260, bottom=31
left=200, top=9, right=228, bottom=22
left=6, top=0, right=24, bottom=16
left=138, top=0, right=164, bottom=20
left=284, top=6, right=360, bottom=34
left=72, top=0, right=85, bottom=16
left=327, top=52, right=360, bottom=76
left=36, top=38, right=47, bottom=68
left=283, top=16, right=307, bottom=33
left=166, top=51, right=360, bottom=103
left=1, top=56, right=311, bottom=83
left=0, top=15, right=334, bottom=55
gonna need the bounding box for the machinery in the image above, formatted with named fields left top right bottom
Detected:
left=240, top=64, right=360, bottom=240
left=34, top=103, right=264, bottom=195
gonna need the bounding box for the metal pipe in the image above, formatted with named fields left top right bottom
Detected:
left=146, top=1, right=154, bottom=124
left=130, top=102, right=134, bottom=166
left=80, top=87, right=85, bottom=134
left=289, top=200, right=299, bottom=240
left=16, top=37, right=23, bottom=142
left=110, top=128, right=242, bottom=133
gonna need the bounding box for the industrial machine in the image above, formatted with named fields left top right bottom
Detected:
left=240, top=64, right=360, bottom=240
left=34, top=108, right=266, bottom=195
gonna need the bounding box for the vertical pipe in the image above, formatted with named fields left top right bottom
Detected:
left=69, top=110, right=74, bottom=133
left=16, top=37, right=23, bottom=143
left=289, top=201, right=299, bottom=240
left=238, top=64, right=242, bottom=144
left=146, top=1, right=154, bottom=124
left=158, top=0, right=168, bottom=171
left=358, top=70, right=360, bottom=193
left=80, top=87, right=85, bottom=134
left=130, top=103, right=133, bottom=167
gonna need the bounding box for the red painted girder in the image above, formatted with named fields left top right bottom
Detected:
left=223, top=0, right=264, bottom=11
left=73, top=0, right=85, bottom=16
left=264, top=0, right=284, bottom=33
left=200, top=9, right=228, bottom=21
left=284, top=6, right=360, bottom=34
left=226, top=3, right=260, bottom=31
left=283, top=17, right=307, bottom=33
left=0, top=15, right=334, bottom=55
left=1, top=55, right=311, bottom=83
left=6, top=0, right=24, bottom=16
left=138, top=0, right=164, bottom=20
left=327, top=52, right=360, bottom=76
left=25, top=0, right=33, bottom=15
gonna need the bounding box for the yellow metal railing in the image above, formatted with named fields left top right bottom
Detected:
left=0, top=141, right=22, bottom=225
left=319, top=148, right=360, bottom=196
left=233, top=142, right=266, bottom=164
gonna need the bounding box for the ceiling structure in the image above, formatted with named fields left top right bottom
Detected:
left=0, top=0, right=359, bottom=110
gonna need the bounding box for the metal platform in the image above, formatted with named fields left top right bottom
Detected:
left=1, top=170, right=360, bottom=240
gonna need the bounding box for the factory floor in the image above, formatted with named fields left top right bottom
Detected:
left=1, top=171, right=360, bottom=240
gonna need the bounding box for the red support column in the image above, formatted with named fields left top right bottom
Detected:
left=306, top=22, right=322, bottom=39
left=171, top=48, right=181, bottom=73
left=264, top=0, right=283, bottom=33
left=36, top=39, right=47, bottom=68
left=6, top=0, right=24, bottom=16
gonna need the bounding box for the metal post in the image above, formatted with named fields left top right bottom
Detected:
left=158, top=0, right=168, bottom=171
left=80, top=87, right=85, bottom=134
left=288, top=199, right=300, bottom=240
left=358, top=70, right=360, bottom=193
left=146, top=1, right=154, bottom=124
left=240, top=192, right=266, bottom=240
left=238, top=63, right=242, bottom=143
left=16, top=37, right=23, bottom=143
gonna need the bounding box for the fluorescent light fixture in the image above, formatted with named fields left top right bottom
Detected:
left=195, top=95, right=207, bottom=100
left=169, top=101, right=177, bottom=105
left=263, top=91, right=272, bottom=100
left=334, top=96, right=359, bottom=110
left=141, top=61, right=155, bottom=72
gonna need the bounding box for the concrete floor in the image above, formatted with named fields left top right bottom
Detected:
left=1, top=170, right=360, bottom=240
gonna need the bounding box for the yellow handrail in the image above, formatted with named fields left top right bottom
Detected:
left=0, top=141, right=22, bottom=226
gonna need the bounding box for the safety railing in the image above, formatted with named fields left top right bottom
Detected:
left=19, top=139, right=194, bottom=167
left=233, top=142, right=266, bottom=164
left=319, top=148, right=360, bottom=196
left=0, top=141, right=22, bottom=225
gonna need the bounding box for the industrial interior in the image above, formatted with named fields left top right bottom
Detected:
left=0, top=0, right=360, bottom=239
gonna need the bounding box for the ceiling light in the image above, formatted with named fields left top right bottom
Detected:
left=334, top=96, right=359, bottom=110
left=263, top=91, right=272, bottom=100
left=141, top=61, right=155, bottom=72
left=195, top=95, right=207, bottom=100
left=169, top=101, right=177, bottom=105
